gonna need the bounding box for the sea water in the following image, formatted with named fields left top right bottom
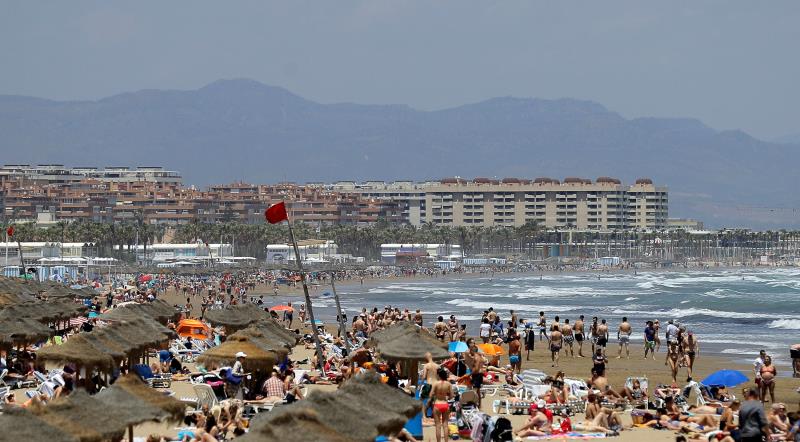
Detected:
left=305, top=268, right=800, bottom=366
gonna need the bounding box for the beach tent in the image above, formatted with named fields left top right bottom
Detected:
left=175, top=319, right=211, bottom=340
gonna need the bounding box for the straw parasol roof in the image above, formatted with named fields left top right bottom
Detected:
left=36, top=333, right=116, bottom=371
left=0, top=316, right=53, bottom=347
left=0, top=407, right=79, bottom=442
left=0, top=299, right=88, bottom=323
left=197, top=335, right=279, bottom=372
left=29, top=391, right=129, bottom=442
left=238, top=408, right=357, bottom=442
left=96, top=375, right=185, bottom=421
left=229, top=327, right=292, bottom=353
left=247, top=372, right=420, bottom=442
left=204, top=304, right=268, bottom=331
left=370, top=322, right=449, bottom=361
left=249, top=319, right=300, bottom=346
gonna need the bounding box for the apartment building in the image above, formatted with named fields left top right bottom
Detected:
left=0, top=165, right=182, bottom=185
left=341, top=177, right=668, bottom=230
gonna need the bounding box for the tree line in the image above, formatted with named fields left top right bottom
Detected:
left=5, top=220, right=800, bottom=262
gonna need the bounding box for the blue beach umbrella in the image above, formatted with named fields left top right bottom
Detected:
left=448, top=341, right=468, bottom=353
left=702, top=369, right=749, bottom=387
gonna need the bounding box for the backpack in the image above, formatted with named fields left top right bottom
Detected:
left=490, top=417, right=513, bottom=441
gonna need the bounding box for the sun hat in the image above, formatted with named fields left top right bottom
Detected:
left=235, top=351, right=247, bottom=358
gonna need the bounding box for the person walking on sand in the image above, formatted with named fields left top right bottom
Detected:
left=561, top=319, right=574, bottom=358
left=684, top=331, right=699, bottom=381
left=596, top=319, right=609, bottom=358
left=508, top=328, right=522, bottom=374
left=616, top=317, right=631, bottom=359
left=523, top=318, right=536, bottom=361
left=644, top=321, right=657, bottom=360
left=589, top=317, right=599, bottom=355
left=574, top=315, right=586, bottom=357
left=653, top=319, right=661, bottom=352
left=468, top=344, right=486, bottom=409
left=431, top=368, right=454, bottom=442
left=549, top=323, right=563, bottom=367
left=538, top=311, right=547, bottom=342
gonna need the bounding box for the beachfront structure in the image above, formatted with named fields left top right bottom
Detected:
left=116, top=243, right=233, bottom=263
left=266, top=240, right=338, bottom=264
left=380, top=243, right=463, bottom=265
left=0, top=164, right=182, bottom=185
left=341, top=177, right=668, bottom=230
left=667, top=218, right=705, bottom=231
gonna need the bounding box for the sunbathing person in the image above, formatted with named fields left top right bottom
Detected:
left=515, top=404, right=552, bottom=438
left=573, top=407, right=621, bottom=435
left=620, top=378, right=648, bottom=402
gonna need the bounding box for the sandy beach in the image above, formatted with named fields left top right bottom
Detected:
left=142, top=276, right=800, bottom=441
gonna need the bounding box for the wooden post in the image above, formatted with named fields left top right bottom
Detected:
left=329, top=272, right=347, bottom=342
left=287, top=223, right=326, bottom=375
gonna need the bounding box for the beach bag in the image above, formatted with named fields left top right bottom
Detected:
left=225, top=369, right=243, bottom=385
left=489, top=417, right=513, bottom=441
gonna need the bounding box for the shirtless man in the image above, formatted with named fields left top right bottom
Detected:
left=538, top=311, right=547, bottom=341
left=596, top=319, right=609, bottom=357
left=510, top=310, right=518, bottom=329
left=653, top=319, right=661, bottom=352
left=508, top=329, right=522, bottom=374
left=549, top=324, right=563, bottom=367
left=487, top=308, right=497, bottom=324
left=468, top=344, right=485, bottom=408
left=421, top=352, right=440, bottom=412
left=616, top=317, right=632, bottom=359
left=589, top=317, right=599, bottom=354
left=433, top=316, right=448, bottom=342
left=413, top=309, right=423, bottom=327
left=561, top=319, right=575, bottom=357
left=574, top=315, right=586, bottom=357
left=353, top=315, right=367, bottom=338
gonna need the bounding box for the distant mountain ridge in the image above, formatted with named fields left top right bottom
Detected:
left=0, top=78, right=798, bottom=228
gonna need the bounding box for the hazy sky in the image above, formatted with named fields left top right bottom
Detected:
left=1, top=1, right=798, bottom=139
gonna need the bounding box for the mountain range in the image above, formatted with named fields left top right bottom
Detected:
left=1, top=78, right=798, bottom=229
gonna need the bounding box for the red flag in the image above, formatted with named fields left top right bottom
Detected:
left=265, top=202, right=289, bottom=224
left=6, top=225, right=13, bottom=237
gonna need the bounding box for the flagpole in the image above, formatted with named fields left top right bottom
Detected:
left=286, top=221, right=326, bottom=375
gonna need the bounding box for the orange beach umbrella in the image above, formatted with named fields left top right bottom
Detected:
left=478, top=343, right=504, bottom=357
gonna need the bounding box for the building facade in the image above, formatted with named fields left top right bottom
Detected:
left=341, top=177, right=668, bottom=230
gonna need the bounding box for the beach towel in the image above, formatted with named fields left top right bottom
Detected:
left=524, top=432, right=606, bottom=440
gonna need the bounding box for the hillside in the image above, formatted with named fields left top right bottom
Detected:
left=1, top=78, right=798, bottom=228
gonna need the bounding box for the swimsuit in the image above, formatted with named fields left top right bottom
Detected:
left=574, top=333, right=584, bottom=342
left=564, top=335, right=574, bottom=345
left=433, top=401, right=449, bottom=413
left=471, top=372, right=484, bottom=388
left=509, top=354, right=521, bottom=365
left=645, top=340, right=656, bottom=349
left=550, top=343, right=561, bottom=352
left=619, top=335, right=630, bottom=344
left=597, top=337, right=608, bottom=347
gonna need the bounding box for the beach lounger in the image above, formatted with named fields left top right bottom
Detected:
left=0, top=369, right=7, bottom=387
left=193, top=383, right=219, bottom=409
left=0, top=386, right=9, bottom=405
left=133, top=364, right=172, bottom=388
left=564, top=378, right=590, bottom=401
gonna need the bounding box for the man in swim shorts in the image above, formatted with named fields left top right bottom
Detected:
left=596, top=319, right=609, bottom=357
left=574, top=315, right=586, bottom=357
left=644, top=321, right=656, bottom=360
left=468, top=343, right=486, bottom=408
left=617, top=316, right=632, bottom=359
left=538, top=311, right=547, bottom=342
left=590, top=316, right=599, bottom=354
left=561, top=319, right=574, bottom=357
left=549, top=324, right=563, bottom=368
left=522, top=318, right=536, bottom=360
left=508, top=328, right=522, bottom=373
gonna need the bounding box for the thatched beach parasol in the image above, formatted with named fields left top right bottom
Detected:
left=0, top=407, right=79, bottom=442
left=0, top=316, right=53, bottom=348
left=196, top=335, right=278, bottom=372
left=247, top=372, right=421, bottom=442
left=204, top=304, right=268, bottom=332
left=97, top=374, right=185, bottom=421
left=249, top=319, right=300, bottom=346
left=370, top=322, right=449, bottom=361
left=36, top=333, right=116, bottom=372
left=238, top=408, right=357, bottom=442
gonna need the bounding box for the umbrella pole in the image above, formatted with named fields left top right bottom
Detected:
left=128, top=424, right=133, bottom=442
left=329, top=272, right=347, bottom=343
left=287, top=222, right=326, bottom=376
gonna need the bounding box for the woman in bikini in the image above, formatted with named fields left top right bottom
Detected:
left=759, top=355, right=777, bottom=403
left=431, top=368, right=454, bottom=442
